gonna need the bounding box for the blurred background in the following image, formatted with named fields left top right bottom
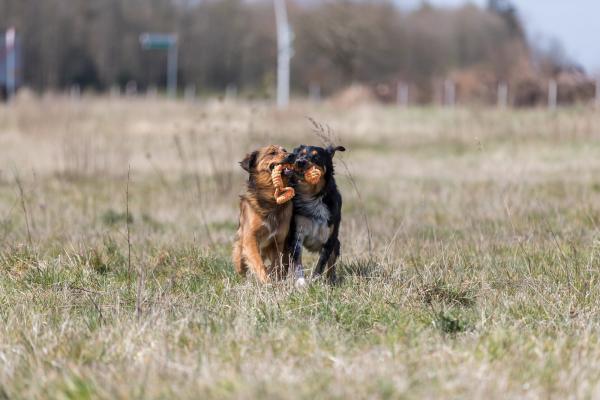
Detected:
left=0, top=0, right=598, bottom=107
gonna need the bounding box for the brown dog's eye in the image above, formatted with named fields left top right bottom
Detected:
left=269, top=150, right=277, bottom=156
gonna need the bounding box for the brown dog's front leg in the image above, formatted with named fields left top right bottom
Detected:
left=232, top=237, right=247, bottom=275
left=242, top=235, right=270, bottom=283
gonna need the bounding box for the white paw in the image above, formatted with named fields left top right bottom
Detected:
left=295, top=278, right=307, bottom=288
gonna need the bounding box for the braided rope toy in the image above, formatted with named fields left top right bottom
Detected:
left=304, top=166, right=322, bottom=185
left=271, top=164, right=323, bottom=204
left=271, top=164, right=295, bottom=204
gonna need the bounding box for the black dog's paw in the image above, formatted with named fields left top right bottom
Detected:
left=311, top=272, right=341, bottom=286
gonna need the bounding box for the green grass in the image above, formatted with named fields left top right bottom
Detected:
left=1, top=98, right=600, bottom=398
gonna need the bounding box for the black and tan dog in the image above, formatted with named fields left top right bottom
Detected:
left=232, top=145, right=295, bottom=283
left=284, top=144, right=346, bottom=285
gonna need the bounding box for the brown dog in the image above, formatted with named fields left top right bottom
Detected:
left=232, top=145, right=294, bottom=283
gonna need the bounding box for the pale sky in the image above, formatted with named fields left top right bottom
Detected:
left=398, top=0, right=600, bottom=73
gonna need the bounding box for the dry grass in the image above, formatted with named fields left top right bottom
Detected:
left=2, top=96, right=600, bottom=398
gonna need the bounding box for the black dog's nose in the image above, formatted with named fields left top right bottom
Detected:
left=296, top=159, right=308, bottom=168
left=282, top=154, right=295, bottom=164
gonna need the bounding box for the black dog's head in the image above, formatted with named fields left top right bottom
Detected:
left=284, top=144, right=346, bottom=184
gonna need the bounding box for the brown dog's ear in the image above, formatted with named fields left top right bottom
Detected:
left=327, top=145, right=346, bottom=157
left=240, top=151, right=259, bottom=172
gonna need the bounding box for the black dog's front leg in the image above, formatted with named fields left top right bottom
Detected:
left=292, top=230, right=306, bottom=287
left=313, top=236, right=340, bottom=283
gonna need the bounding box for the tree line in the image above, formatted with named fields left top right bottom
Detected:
left=0, top=0, right=581, bottom=103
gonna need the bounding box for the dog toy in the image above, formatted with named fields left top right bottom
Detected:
left=304, top=166, right=322, bottom=185
left=271, top=164, right=295, bottom=204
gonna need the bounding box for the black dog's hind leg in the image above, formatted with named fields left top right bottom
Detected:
left=313, top=236, right=339, bottom=283
left=325, top=238, right=340, bottom=283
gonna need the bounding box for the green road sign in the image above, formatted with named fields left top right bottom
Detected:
left=139, top=33, right=177, bottom=50
left=139, top=32, right=179, bottom=97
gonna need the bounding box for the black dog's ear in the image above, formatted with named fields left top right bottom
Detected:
left=240, top=151, right=258, bottom=172
left=327, top=145, right=346, bottom=157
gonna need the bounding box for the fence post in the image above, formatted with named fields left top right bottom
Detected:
left=147, top=85, right=158, bottom=99
left=497, top=82, right=508, bottom=108
left=548, top=79, right=557, bottom=110
left=70, top=84, right=81, bottom=100
left=125, top=81, right=138, bottom=96
left=444, top=79, right=455, bottom=107
left=110, top=86, right=121, bottom=98
left=309, top=83, right=321, bottom=102
left=397, top=82, right=409, bottom=107
left=184, top=84, right=196, bottom=102
left=225, top=84, right=238, bottom=101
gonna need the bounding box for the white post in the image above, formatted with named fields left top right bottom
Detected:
left=70, top=84, right=81, bottom=100
left=309, top=83, right=320, bottom=102
left=5, top=27, right=16, bottom=100
left=225, top=84, right=238, bottom=101
left=184, top=84, right=196, bottom=102
left=274, top=0, right=292, bottom=109
left=444, top=79, right=455, bottom=107
left=110, top=86, right=121, bottom=98
left=125, top=81, right=138, bottom=96
left=147, top=85, right=158, bottom=99
left=497, top=82, right=508, bottom=108
left=548, top=79, right=557, bottom=110
left=397, top=82, right=409, bottom=107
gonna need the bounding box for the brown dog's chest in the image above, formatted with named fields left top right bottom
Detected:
left=252, top=203, right=292, bottom=248
left=259, top=208, right=289, bottom=246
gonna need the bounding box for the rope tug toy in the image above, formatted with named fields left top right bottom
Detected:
left=271, top=164, right=295, bottom=204
left=304, top=166, right=322, bottom=185
left=272, top=164, right=323, bottom=204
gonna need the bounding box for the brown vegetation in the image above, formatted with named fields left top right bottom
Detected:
left=2, top=97, right=600, bottom=397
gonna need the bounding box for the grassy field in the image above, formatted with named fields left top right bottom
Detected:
left=1, top=96, right=600, bottom=399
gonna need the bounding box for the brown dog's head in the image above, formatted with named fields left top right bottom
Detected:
left=240, top=145, right=291, bottom=200
left=240, top=145, right=288, bottom=175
